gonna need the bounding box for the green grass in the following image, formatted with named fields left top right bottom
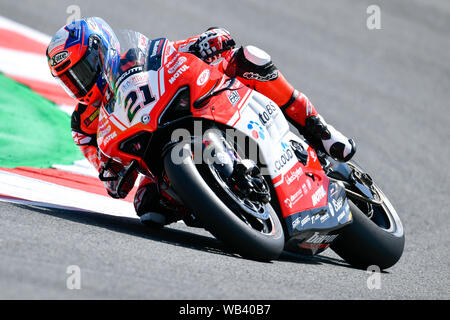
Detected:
left=0, top=73, right=82, bottom=168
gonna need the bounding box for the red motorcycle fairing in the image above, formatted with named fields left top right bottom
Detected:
left=98, top=34, right=352, bottom=251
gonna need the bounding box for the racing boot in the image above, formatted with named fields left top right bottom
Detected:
left=303, top=114, right=356, bottom=161
left=283, top=91, right=356, bottom=162
left=134, top=181, right=184, bottom=228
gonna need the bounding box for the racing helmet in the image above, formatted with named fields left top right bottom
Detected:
left=46, top=17, right=119, bottom=106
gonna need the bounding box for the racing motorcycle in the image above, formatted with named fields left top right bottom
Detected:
left=97, top=30, right=404, bottom=269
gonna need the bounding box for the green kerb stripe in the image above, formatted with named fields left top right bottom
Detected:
left=0, top=73, right=82, bottom=168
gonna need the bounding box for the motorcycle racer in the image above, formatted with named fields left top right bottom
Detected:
left=46, top=18, right=356, bottom=227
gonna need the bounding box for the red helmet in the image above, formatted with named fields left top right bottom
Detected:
left=46, top=17, right=118, bottom=106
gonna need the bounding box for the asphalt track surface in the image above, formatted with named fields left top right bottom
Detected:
left=0, top=0, right=449, bottom=299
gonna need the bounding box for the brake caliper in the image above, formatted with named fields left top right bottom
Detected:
left=229, top=159, right=271, bottom=204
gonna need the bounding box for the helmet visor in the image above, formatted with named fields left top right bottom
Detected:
left=57, top=46, right=101, bottom=99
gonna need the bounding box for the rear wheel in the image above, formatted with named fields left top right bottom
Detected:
left=330, top=162, right=405, bottom=270
left=163, top=140, right=284, bottom=261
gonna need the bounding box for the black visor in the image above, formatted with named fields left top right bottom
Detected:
left=58, top=45, right=101, bottom=99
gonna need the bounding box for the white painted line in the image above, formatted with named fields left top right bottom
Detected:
left=0, top=15, right=51, bottom=45
left=0, top=196, right=94, bottom=214
left=57, top=104, right=75, bottom=115
left=0, top=47, right=55, bottom=84
left=0, top=170, right=137, bottom=219
left=0, top=16, right=75, bottom=115
left=52, top=164, right=98, bottom=178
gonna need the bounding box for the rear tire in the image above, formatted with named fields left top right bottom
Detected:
left=331, top=201, right=405, bottom=270
left=163, top=143, right=284, bottom=261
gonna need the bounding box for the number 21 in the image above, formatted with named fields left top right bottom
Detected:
left=124, top=84, right=155, bottom=122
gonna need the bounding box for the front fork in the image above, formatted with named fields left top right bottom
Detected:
left=200, top=129, right=271, bottom=205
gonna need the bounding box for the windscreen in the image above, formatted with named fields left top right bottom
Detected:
left=103, top=29, right=150, bottom=95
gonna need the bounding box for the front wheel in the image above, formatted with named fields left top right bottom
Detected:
left=163, top=142, right=284, bottom=261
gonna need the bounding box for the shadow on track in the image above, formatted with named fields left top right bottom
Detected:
left=13, top=202, right=351, bottom=268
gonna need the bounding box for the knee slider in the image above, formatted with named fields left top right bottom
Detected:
left=233, top=45, right=278, bottom=81
left=243, top=45, right=271, bottom=66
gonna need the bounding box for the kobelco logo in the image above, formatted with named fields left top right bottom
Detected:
left=50, top=50, right=70, bottom=67
left=169, top=65, right=189, bottom=84
left=258, top=102, right=277, bottom=125
left=275, top=142, right=294, bottom=171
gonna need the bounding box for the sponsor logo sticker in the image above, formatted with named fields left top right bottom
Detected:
left=247, top=120, right=265, bottom=140
left=292, top=216, right=301, bottom=229
left=284, top=188, right=303, bottom=209
left=258, top=102, right=278, bottom=126
left=227, top=90, right=241, bottom=106
left=320, top=212, right=330, bottom=223
left=83, top=108, right=100, bottom=127
left=305, top=233, right=338, bottom=244
left=337, top=211, right=346, bottom=222
left=169, top=65, right=189, bottom=84
left=301, top=215, right=311, bottom=227
left=332, top=197, right=344, bottom=211
left=102, top=131, right=117, bottom=145
left=168, top=56, right=187, bottom=74
left=275, top=142, right=294, bottom=171
left=284, top=166, right=304, bottom=185
left=50, top=50, right=70, bottom=67
left=311, top=185, right=326, bottom=206
left=196, top=69, right=210, bottom=86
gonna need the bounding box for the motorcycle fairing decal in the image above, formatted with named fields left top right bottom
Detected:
left=225, top=89, right=252, bottom=127
left=97, top=106, right=125, bottom=147
left=163, top=40, right=177, bottom=65
left=158, top=67, right=165, bottom=97
left=97, top=68, right=162, bottom=151
left=114, top=70, right=161, bottom=128
left=298, top=233, right=339, bottom=254
left=284, top=181, right=352, bottom=237
left=115, top=66, right=144, bottom=90
left=146, top=38, right=166, bottom=72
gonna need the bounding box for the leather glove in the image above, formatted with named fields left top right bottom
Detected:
left=99, top=158, right=137, bottom=199
left=190, top=27, right=236, bottom=63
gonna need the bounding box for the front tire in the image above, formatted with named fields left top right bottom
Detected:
left=163, top=143, right=284, bottom=261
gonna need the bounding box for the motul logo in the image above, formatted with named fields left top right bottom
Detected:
left=169, top=65, right=189, bottom=84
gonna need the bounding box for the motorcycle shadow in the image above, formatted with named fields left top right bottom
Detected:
left=278, top=251, right=350, bottom=269
left=17, top=202, right=353, bottom=268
